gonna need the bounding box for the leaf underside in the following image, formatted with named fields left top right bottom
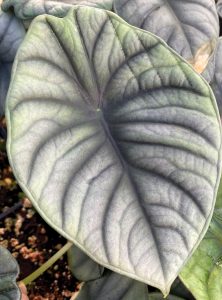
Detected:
left=6, top=7, right=222, bottom=294
left=75, top=270, right=149, bottom=300
left=1, top=0, right=113, bottom=19
left=114, top=0, right=219, bottom=61
left=0, top=8, right=25, bottom=115
left=0, top=246, right=20, bottom=300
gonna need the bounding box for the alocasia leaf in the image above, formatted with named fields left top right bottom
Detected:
left=0, top=246, right=20, bottom=300
left=149, top=293, right=185, bottom=300
left=202, top=37, right=222, bottom=116
left=5, top=6, right=222, bottom=294
left=75, top=270, right=148, bottom=300
left=171, top=278, right=194, bottom=300
left=180, top=178, right=222, bottom=300
left=216, top=0, right=222, bottom=18
left=68, top=244, right=104, bottom=281
left=0, top=7, right=25, bottom=116
left=114, top=0, right=219, bottom=62
left=1, top=0, right=113, bottom=20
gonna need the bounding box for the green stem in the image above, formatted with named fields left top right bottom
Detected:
left=20, top=241, right=73, bottom=286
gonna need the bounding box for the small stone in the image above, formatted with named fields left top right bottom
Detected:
left=28, top=235, right=37, bottom=247
left=4, top=218, right=13, bottom=231
left=4, top=177, right=12, bottom=186
left=27, top=209, right=35, bottom=219
left=22, top=198, right=32, bottom=208
left=53, top=265, right=59, bottom=271
left=14, top=214, right=24, bottom=236
left=55, top=244, right=62, bottom=250
left=40, top=227, right=46, bottom=234
left=0, top=228, right=5, bottom=235
left=10, top=238, right=19, bottom=247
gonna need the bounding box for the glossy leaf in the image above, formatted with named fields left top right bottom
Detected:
left=75, top=270, right=148, bottom=300
left=0, top=246, right=20, bottom=300
left=114, top=0, right=219, bottom=61
left=180, top=180, right=222, bottom=300
left=0, top=7, right=25, bottom=116
left=1, top=0, right=113, bottom=20
left=68, top=244, right=104, bottom=281
left=6, top=6, right=222, bottom=294
left=202, top=37, right=222, bottom=116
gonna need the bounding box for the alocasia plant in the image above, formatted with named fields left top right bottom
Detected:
left=4, top=4, right=222, bottom=295
left=0, top=6, right=25, bottom=116
left=0, top=245, right=20, bottom=299
left=216, top=0, right=222, bottom=18
left=75, top=270, right=149, bottom=300
left=68, top=244, right=104, bottom=282
left=1, top=0, right=113, bottom=20
left=179, top=179, right=222, bottom=300
left=202, top=37, right=222, bottom=116
left=148, top=293, right=185, bottom=300
left=113, top=0, right=219, bottom=65
left=68, top=245, right=148, bottom=299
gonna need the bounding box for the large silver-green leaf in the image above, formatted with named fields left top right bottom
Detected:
left=114, top=0, right=219, bottom=61
left=0, top=246, right=20, bottom=300
left=202, top=37, right=222, bottom=116
left=1, top=0, right=113, bottom=20
left=75, top=270, right=148, bottom=300
left=0, top=7, right=25, bottom=116
left=68, top=244, right=104, bottom=281
left=6, top=6, right=222, bottom=295
left=180, top=179, right=222, bottom=300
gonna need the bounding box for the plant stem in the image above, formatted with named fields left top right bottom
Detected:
left=0, top=202, right=23, bottom=220
left=20, top=241, right=73, bottom=286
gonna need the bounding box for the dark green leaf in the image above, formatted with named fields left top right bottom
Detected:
left=75, top=270, right=148, bottom=300
left=149, top=293, right=185, bottom=300
left=68, top=244, right=104, bottom=281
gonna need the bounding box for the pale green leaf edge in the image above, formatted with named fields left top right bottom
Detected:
left=5, top=7, right=222, bottom=296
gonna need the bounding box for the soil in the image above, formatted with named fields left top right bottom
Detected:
left=0, top=117, right=80, bottom=299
